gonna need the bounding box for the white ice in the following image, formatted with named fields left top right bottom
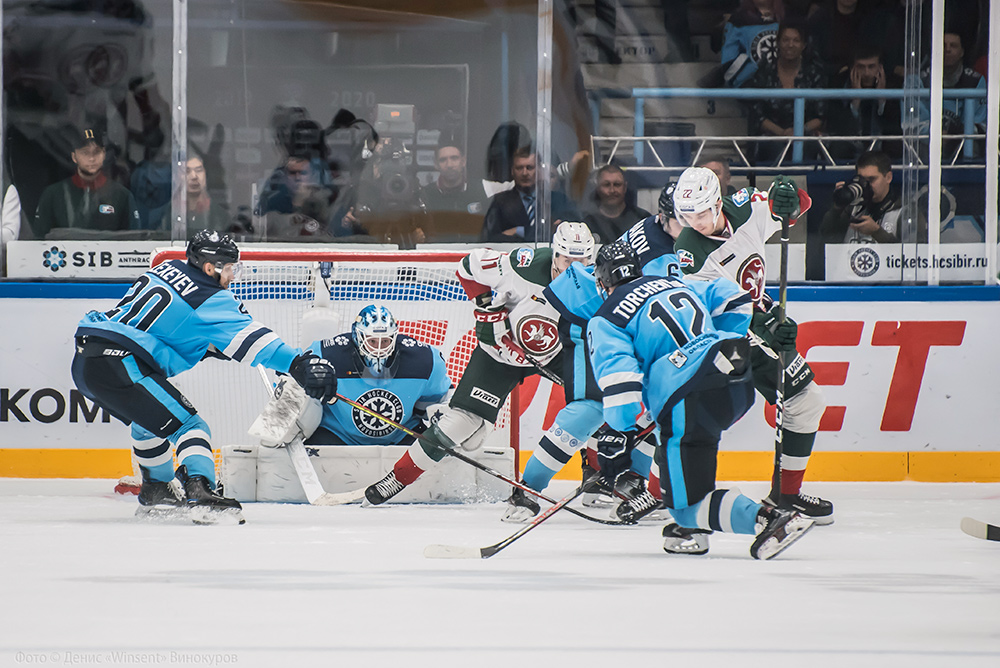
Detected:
left=1, top=479, right=999, bottom=668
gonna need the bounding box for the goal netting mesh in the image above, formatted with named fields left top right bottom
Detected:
left=155, top=248, right=516, bottom=456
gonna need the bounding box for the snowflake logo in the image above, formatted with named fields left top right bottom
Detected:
left=850, top=247, right=880, bottom=278
left=42, top=246, right=67, bottom=272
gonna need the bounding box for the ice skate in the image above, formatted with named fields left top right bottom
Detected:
left=501, top=486, right=540, bottom=523
left=364, top=471, right=406, bottom=506
left=764, top=492, right=834, bottom=526
left=177, top=465, right=245, bottom=525
left=134, top=468, right=187, bottom=521
left=662, top=523, right=712, bottom=555
left=750, top=507, right=814, bottom=560
left=581, top=462, right=615, bottom=507
left=612, top=471, right=661, bottom=523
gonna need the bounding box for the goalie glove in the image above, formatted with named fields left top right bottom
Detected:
left=288, top=353, right=338, bottom=403
left=768, top=175, right=800, bottom=220
left=750, top=307, right=798, bottom=352
left=595, top=425, right=640, bottom=486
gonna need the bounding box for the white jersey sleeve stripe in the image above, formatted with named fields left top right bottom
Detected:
left=223, top=321, right=273, bottom=360
left=603, top=391, right=644, bottom=408
left=245, top=332, right=282, bottom=366
left=598, top=371, right=644, bottom=390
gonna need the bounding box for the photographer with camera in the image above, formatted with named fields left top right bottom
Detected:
left=820, top=150, right=924, bottom=244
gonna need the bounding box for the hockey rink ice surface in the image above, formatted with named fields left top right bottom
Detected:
left=1, top=479, right=998, bottom=668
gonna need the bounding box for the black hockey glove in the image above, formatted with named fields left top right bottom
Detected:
left=288, top=353, right=339, bottom=403
left=751, top=308, right=798, bottom=352
left=768, top=175, right=800, bottom=219
left=595, top=425, right=638, bottom=486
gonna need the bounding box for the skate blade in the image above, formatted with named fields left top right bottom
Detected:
left=134, top=505, right=191, bottom=524
left=755, top=518, right=815, bottom=560
left=663, top=536, right=710, bottom=556
left=189, top=506, right=246, bottom=526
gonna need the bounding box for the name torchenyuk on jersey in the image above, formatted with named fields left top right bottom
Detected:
left=612, top=278, right=682, bottom=319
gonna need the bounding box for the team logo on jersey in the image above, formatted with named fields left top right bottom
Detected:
left=333, top=335, right=350, bottom=346
left=737, top=254, right=766, bottom=302
left=677, top=249, right=695, bottom=268
left=470, top=387, right=501, bottom=408
left=351, top=388, right=405, bottom=438
left=516, top=248, right=534, bottom=267
left=515, top=315, right=559, bottom=355
left=668, top=350, right=688, bottom=368
left=850, top=247, right=880, bottom=278
left=731, top=188, right=750, bottom=207
left=98, top=204, right=116, bottom=214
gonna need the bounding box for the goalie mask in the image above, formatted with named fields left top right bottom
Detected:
left=352, top=305, right=398, bottom=374
left=673, top=167, right=724, bottom=234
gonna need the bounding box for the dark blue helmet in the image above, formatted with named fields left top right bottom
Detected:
left=594, top=240, right=641, bottom=296
left=186, top=230, right=239, bottom=269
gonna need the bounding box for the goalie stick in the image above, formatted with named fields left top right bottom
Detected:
left=255, top=367, right=366, bottom=506
left=960, top=517, right=1000, bottom=542
left=424, top=475, right=594, bottom=559
left=335, top=391, right=637, bottom=526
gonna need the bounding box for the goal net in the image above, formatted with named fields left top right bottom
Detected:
left=152, top=247, right=518, bottom=460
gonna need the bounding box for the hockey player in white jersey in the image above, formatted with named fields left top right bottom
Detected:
left=71, top=230, right=338, bottom=524
left=362, top=222, right=606, bottom=507
left=304, top=305, right=452, bottom=445
left=672, top=167, right=833, bottom=524
left=588, top=240, right=814, bottom=559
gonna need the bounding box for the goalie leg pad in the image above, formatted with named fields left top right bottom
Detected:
left=249, top=378, right=323, bottom=447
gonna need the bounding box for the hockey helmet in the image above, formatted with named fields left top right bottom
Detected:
left=673, top=167, right=723, bottom=230
left=352, top=305, right=399, bottom=374
left=552, top=221, right=596, bottom=263
left=187, top=229, right=239, bottom=268
left=594, top=240, right=641, bottom=298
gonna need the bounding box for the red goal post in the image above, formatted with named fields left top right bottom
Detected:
left=148, top=247, right=519, bottom=462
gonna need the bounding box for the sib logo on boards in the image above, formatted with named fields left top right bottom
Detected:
left=42, top=247, right=67, bottom=272
left=850, top=247, right=880, bottom=278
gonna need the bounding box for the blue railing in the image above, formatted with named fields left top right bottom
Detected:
left=589, top=87, right=988, bottom=163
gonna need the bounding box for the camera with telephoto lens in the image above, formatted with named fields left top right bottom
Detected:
left=833, top=174, right=875, bottom=221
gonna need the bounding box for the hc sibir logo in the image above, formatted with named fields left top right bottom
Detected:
left=42, top=247, right=67, bottom=272
left=850, top=247, right=880, bottom=278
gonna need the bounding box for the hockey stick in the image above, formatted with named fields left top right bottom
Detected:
left=960, top=517, right=1000, bottom=541
left=335, top=391, right=633, bottom=525
left=255, top=367, right=366, bottom=506
left=424, top=476, right=594, bottom=559
left=773, top=207, right=791, bottom=501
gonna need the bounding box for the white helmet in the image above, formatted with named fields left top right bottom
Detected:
left=673, top=167, right=723, bottom=229
left=552, top=221, right=596, bottom=264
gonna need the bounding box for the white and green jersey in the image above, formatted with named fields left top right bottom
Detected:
left=458, top=246, right=562, bottom=367
left=674, top=186, right=781, bottom=305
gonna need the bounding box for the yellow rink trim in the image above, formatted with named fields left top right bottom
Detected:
left=2, top=448, right=1000, bottom=483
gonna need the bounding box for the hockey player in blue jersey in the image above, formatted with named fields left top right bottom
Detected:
left=587, top=240, right=814, bottom=560
left=71, top=230, right=338, bottom=524
left=304, top=305, right=452, bottom=445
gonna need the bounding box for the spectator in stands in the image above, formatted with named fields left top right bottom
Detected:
left=480, top=147, right=579, bottom=243
left=697, top=156, right=737, bottom=195
left=256, top=153, right=338, bottom=239
left=719, top=0, right=785, bottom=87
left=915, top=31, right=987, bottom=142
left=483, top=121, right=533, bottom=199
left=750, top=20, right=826, bottom=164
left=807, top=0, right=886, bottom=79
left=820, top=150, right=925, bottom=244
left=826, top=46, right=904, bottom=161
left=582, top=164, right=651, bottom=243
left=419, top=143, right=485, bottom=215
left=184, top=156, right=237, bottom=234
left=33, top=127, right=139, bottom=238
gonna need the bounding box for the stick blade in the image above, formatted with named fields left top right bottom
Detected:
left=961, top=517, right=1000, bottom=541
left=313, top=489, right=366, bottom=506
left=423, top=544, right=485, bottom=559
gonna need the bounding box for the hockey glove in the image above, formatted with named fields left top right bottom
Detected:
left=473, top=304, right=510, bottom=347
left=288, top=353, right=339, bottom=403
left=595, top=425, right=638, bottom=486
left=768, top=176, right=800, bottom=219
left=750, top=308, right=798, bottom=352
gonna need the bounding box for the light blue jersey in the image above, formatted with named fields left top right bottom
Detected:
left=75, top=259, right=299, bottom=377
left=589, top=275, right=752, bottom=431
left=308, top=334, right=451, bottom=445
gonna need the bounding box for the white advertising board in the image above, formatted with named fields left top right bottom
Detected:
left=6, top=241, right=165, bottom=279
left=825, top=243, right=995, bottom=282
left=2, top=295, right=998, bottom=454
